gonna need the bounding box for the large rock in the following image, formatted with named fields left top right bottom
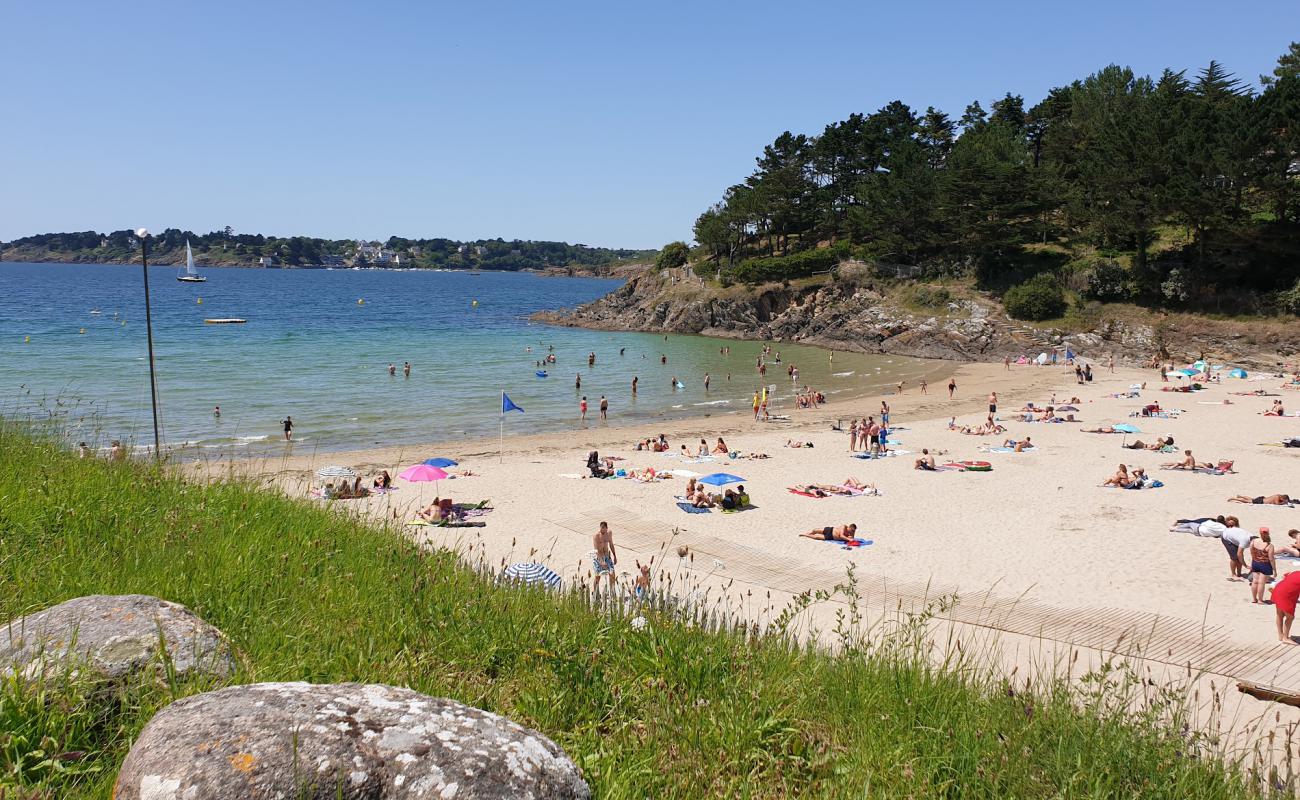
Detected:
left=0, top=594, right=234, bottom=681
left=113, top=682, right=590, bottom=800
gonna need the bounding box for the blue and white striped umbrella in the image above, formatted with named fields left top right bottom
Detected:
left=316, top=465, right=357, bottom=479
left=502, top=562, right=561, bottom=589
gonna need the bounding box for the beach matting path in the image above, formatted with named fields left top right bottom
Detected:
left=546, top=505, right=1300, bottom=693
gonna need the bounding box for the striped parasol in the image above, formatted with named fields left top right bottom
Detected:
left=502, top=562, right=561, bottom=589
left=316, top=465, right=357, bottom=479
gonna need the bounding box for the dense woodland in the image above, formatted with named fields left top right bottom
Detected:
left=0, top=228, right=653, bottom=271
left=685, top=44, right=1300, bottom=317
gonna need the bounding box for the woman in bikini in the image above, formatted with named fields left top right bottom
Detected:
left=1249, top=529, right=1277, bottom=604
left=1102, top=464, right=1130, bottom=487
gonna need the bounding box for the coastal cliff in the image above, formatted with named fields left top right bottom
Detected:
left=536, top=265, right=1300, bottom=367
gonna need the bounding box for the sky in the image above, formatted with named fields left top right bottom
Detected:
left=1, top=0, right=1295, bottom=249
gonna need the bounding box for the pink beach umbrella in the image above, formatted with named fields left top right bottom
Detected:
left=399, top=464, right=448, bottom=483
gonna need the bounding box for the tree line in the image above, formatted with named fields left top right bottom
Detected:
left=1, top=227, right=654, bottom=271
left=687, top=44, right=1300, bottom=314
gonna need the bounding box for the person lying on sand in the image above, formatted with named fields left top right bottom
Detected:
left=785, top=440, right=814, bottom=448
left=1001, top=437, right=1033, bottom=452
left=1124, top=436, right=1174, bottom=451
left=1229, top=494, right=1296, bottom=506
left=799, top=523, right=858, bottom=542
left=1083, top=426, right=1121, bottom=434
left=842, top=477, right=873, bottom=491
left=1275, top=529, right=1300, bottom=557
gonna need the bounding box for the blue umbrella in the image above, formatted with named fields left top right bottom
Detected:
left=1113, top=423, right=1141, bottom=434
left=502, top=562, right=561, bottom=589
left=698, top=472, right=745, bottom=486
left=423, top=457, right=458, bottom=468
left=1228, top=368, right=1248, bottom=379
left=1172, top=368, right=1199, bottom=378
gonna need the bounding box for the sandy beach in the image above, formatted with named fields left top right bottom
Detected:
left=193, top=358, right=1300, bottom=650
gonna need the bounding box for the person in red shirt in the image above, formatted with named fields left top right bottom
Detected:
left=1271, top=569, right=1300, bottom=644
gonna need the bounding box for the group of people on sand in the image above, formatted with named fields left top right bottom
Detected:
left=1101, top=463, right=1154, bottom=489
left=795, top=387, right=825, bottom=409
left=848, top=415, right=891, bottom=455
left=683, top=477, right=751, bottom=510
left=1173, top=516, right=1300, bottom=643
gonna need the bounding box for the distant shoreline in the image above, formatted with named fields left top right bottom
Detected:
left=0, top=257, right=639, bottom=278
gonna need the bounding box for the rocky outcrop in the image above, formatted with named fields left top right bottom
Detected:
left=113, top=682, right=589, bottom=800
left=537, top=269, right=1295, bottom=367
left=0, top=594, right=235, bottom=682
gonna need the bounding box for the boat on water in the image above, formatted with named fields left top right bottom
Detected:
left=177, top=240, right=206, bottom=283
left=204, top=318, right=247, bottom=324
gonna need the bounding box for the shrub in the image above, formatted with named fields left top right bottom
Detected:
left=1278, top=279, right=1300, bottom=316
left=908, top=284, right=952, bottom=309
left=726, top=244, right=848, bottom=284
left=1083, top=261, right=1130, bottom=302
left=1004, top=274, right=1067, bottom=321
left=655, top=241, right=690, bottom=271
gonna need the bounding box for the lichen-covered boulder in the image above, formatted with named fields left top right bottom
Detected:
left=113, top=682, right=590, bottom=799
left=0, top=594, right=234, bottom=681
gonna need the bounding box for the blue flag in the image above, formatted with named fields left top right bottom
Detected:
left=502, top=392, right=524, bottom=414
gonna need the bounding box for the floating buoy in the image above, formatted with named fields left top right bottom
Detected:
left=357, top=299, right=365, bottom=305
left=24, top=336, right=30, bottom=343
left=197, top=297, right=203, bottom=304
left=79, top=328, right=86, bottom=334
left=472, top=300, right=478, bottom=307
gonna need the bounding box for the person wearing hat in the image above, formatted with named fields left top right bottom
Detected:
left=1248, top=527, right=1277, bottom=604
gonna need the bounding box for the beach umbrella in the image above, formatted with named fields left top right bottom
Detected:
left=1229, top=368, right=1248, bottom=379
left=1193, top=360, right=1208, bottom=372
left=399, top=464, right=448, bottom=482
left=422, top=457, right=458, bottom=468
left=698, top=472, right=745, bottom=487
left=316, top=465, right=357, bottom=479
left=1172, top=368, right=1199, bottom=378
left=1113, top=424, right=1141, bottom=434
left=502, top=562, right=561, bottom=589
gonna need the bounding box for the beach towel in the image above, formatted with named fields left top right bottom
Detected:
left=984, top=447, right=1037, bottom=453
left=788, top=488, right=827, bottom=498
left=676, top=501, right=710, bottom=514
left=558, top=473, right=584, bottom=479
left=812, top=537, right=873, bottom=549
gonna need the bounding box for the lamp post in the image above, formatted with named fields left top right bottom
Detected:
left=136, top=228, right=162, bottom=462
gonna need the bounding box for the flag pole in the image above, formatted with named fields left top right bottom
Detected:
left=499, top=390, right=504, bottom=464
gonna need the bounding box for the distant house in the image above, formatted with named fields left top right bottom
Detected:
left=319, top=255, right=346, bottom=268
left=257, top=256, right=279, bottom=268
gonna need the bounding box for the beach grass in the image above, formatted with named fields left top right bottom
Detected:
left=0, top=423, right=1276, bottom=798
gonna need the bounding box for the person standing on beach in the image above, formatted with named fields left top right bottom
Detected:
left=947, top=378, right=956, bottom=399
left=403, top=361, right=411, bottom=378
left=580, top=396, right=588, bottom=420
left=1108, top=355, right=1115, bottom=373
left=282, top=416, right=294, bottom=441
left=896, top=380, right=904, bottom=395
left=753, top=391, right=761, bottom=420
left=1004, top=355, right=1010, bottom=370
left=600, top=395, right=608, bottom=420
left=920, top=379, right=927, bottom=395
left=593, top=521, right=618, bottom=590
left=1273, top=569, right=1300, bottom=644
left=1221, top=517, right=1251, bottom=580
left=988, top=391, right=997, bottom=417
left=632, top=376, right=638, bottom=394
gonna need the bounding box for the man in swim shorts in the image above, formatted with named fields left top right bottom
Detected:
left=800, top=524, right=858, bottom=542
left=1221, top=517, right=1252, bottom=580
left=593, top=521, right=618, bottom=589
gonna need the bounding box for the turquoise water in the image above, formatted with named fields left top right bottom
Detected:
left=0, top=262, right=944, bottom=455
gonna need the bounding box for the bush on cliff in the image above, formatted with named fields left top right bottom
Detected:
left=1004, top=273, right=1067, bottom=321
left=726, top=244, right=848, bottom=284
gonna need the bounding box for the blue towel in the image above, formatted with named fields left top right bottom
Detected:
left=676, top=502, right=710, bottom=514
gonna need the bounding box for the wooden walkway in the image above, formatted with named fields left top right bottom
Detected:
left=545, top=506, right=1300, bottom=691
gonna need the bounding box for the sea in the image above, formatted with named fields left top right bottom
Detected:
left=0, top=262, right=951, bottom=457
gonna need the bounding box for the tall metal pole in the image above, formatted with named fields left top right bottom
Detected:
left=139, top=234, right=162, bottom=462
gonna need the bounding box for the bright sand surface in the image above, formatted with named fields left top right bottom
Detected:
left=195, top=360, right=1300, bottom=648
left=191, top=358, right=1300, bottom=757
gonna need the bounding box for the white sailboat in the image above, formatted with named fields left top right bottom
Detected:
left=177, top=240, right=206, bottom=283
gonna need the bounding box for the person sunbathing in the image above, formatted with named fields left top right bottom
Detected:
left=689, top=488, right=716, bottom=508
left=1125, top=435, right=1174, bottom=451
left=418, top=498, right=456, bottom=522
left=842, top=477, right=871, bottom=490
left=1102, top=465, right=1130, bottom=487
left=1163, top=450, right=1200, bottom=469
left=785, top=439, right=813, bottom=448
left=1277, top=529, right=1300, bottom=557
left=1229, top=494, right=1296, bottom=506
left=1264, top=400, right=1286, bottom=416
left=799, top=523, right=858, bottom=542
left=1083, top=426, right=1120, bottom=434
left=1130, top=467, right=1150, bottom=488
left=712, top=437, right=729, bottom=455
left=373, top=470, right=392, bottom=490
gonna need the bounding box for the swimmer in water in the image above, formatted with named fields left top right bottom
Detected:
left=213, top=405, right=221, bottom=418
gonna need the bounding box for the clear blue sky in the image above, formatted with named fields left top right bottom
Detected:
left=1, top=0, right=1295, bottom=248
